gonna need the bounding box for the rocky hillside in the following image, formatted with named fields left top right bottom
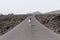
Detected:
left=0, top=14, right=28, bottom=35
left=35, top=13, right=60, bottom=34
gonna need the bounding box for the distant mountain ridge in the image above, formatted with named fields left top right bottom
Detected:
left=45, top=10, right=60, bottom=14
left=27, top=10, right=60, bottom=15
left=27, top=11, right=42, bottom=15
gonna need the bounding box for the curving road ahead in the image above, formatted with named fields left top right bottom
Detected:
left=0, top=15, right=60, bottom=40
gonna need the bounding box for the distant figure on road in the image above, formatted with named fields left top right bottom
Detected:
left=29, top=18, right=31, bottom=24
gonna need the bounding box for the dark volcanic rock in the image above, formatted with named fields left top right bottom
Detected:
left=0, top=15, right=28, bottom=35
left=35, top=14, right=60, bottom=34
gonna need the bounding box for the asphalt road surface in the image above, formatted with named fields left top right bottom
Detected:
left=0, top=15, right=60, bottom=40
left=0, top=17, right=33, bottom=40
left=31, top=16, right=60, bottom=40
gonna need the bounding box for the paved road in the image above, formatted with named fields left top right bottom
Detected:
left=31, top=16, right=60, bottom=40
left=0, top=15, right=60, bottom=40
left=0, top=18, right=33, bottom=40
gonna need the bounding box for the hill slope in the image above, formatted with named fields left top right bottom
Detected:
left=35, top=10, right=60, bottom=34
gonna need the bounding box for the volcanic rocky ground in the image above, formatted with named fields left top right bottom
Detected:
left=0, top=14, right=28, bottom=35
left=0, top=10, right=60, bottom=36
left=35, top=13, right=60, bottom=34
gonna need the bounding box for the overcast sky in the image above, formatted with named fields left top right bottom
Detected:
left=0, top=0, right=60, bottom=14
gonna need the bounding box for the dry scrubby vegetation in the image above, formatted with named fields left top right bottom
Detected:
left=35, top=14, right=60, bottom=34
left=0, top=14, right=28, bottom=35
